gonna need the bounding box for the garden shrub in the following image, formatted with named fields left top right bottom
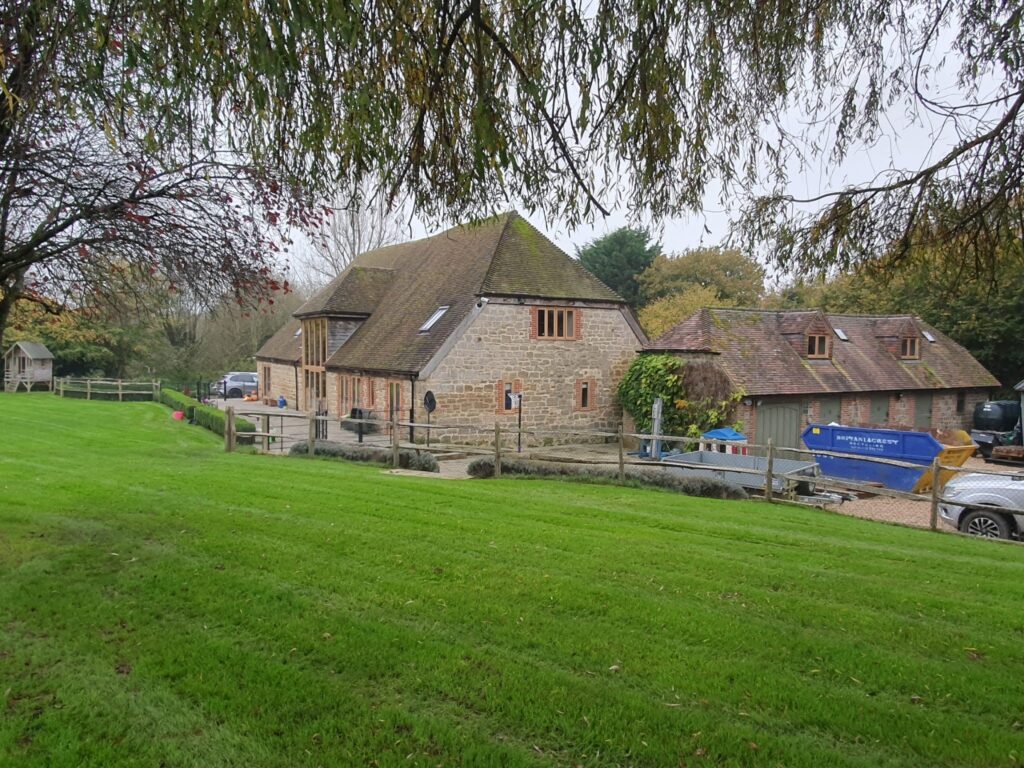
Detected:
left=289, top=440, right=440, bottom=472
left=159, top=388, right=202, bottom=420
left=466, top=457, right=747, bottom=500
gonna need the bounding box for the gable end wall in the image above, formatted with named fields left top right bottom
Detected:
left=417, top=302, right=640, bottom=443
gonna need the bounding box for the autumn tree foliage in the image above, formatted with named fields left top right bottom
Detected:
left=0, top=1, right=311, bottom=346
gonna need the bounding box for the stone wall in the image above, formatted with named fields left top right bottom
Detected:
left=260, top=361, right=301, bottom=408
left=415, top=300, right=642, bottom=444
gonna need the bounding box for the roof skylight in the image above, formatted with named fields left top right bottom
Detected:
left=923, top=330, right=936, bottom=343
left=419, top=305, right=450, bottom=332
left=834, top=328, right=849, bottom=341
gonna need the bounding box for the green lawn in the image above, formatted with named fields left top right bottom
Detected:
left=1, top=395, right=1023, bottom=767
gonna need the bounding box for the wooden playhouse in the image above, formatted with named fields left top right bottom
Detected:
left=3, top=341, right=54, bottom=392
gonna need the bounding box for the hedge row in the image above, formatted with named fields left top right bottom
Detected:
left=466, top=457, right=748, bottom=500
left=289, top=440, right=440, bottom=472
left=194, top=404, right=256, bottom=444
left=159, top=388, right=202, bottom=420
left=160, top=388, right=255, bottom=444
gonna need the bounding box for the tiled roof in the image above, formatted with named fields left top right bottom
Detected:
left=648, top=308, right=1000, bottom=395
left=258, top=212, right=626, bottom=375
left=294, top=266, right=394, bottom=317
left=255, top=318, right=302, bottom=364
left=481, top=216, right=621, bottom=301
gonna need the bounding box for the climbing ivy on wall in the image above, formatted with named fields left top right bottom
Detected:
left=617, top=354, right=743, bottom=437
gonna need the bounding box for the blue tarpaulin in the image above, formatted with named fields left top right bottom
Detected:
left=701, top=427, right=747, bottom=441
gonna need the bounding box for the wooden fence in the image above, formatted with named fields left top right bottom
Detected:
left=214, top=406, right=1024, bottom=540
left=54, top=377, right=161, bottom=402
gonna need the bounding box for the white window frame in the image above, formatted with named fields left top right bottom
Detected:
left=419, top=306, right=450, bottom=333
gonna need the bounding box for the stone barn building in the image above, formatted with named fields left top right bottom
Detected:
left=648, top=308, right=999, bottom=448
left=256, top=213, right=647, bottom=440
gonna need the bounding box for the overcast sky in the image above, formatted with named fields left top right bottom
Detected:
left=289, top=26, right=1000, bottom=291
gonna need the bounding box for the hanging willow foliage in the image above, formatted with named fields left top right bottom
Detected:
left=4, top=0, right=1023, bottom=284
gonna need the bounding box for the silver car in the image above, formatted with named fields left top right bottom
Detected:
left=939, top=472, right=1024, bottom=540
left=217, top=372, right=259, bottom=399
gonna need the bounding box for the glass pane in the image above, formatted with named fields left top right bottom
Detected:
left=581, top=381, right=589, bottom=408
left=566, top=311, right=574, bottom=337
left=557, top=310, right=564, bottom=337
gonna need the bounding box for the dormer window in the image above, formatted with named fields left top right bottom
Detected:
left=807, top=334, right=828, bottom=359
left=419, top=305, right=449, bottom=333
left=900, top=336, right=919, bottom=359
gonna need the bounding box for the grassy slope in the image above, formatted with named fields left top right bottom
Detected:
left=1, top=395, right=1023, bottom=768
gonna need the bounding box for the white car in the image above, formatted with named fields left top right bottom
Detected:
left=939, top=472, right=1024, bottom=540
left=217, top=372, right=259, bottom=399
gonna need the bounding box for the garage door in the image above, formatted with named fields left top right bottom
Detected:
left=757, top=401, right=805, bottom=449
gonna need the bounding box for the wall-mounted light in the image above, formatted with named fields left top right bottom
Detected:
left=743, top=398, right=752, bottom=406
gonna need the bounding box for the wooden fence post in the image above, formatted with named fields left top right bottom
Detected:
left=59, top=378, right=65, bottom=398
left=225, top=406, right=235, bottom=452
left=391, top=410, right=400, bottom=468
left=764, top=439, right=774, bottom=503
left=494, top=423, right=502, bottom=478
left=308, top=412, right=317, bottom=456
left=117, top=379, right=123, bottom=402
left=262, top=414, right=270, bottom=453
left=929, top=458, right=942, bottom=531
left=151, top=381, right=158, bottom=401
left=86, top=379, right=92, bottom=400
left=617, top=425, right=626, bottom=483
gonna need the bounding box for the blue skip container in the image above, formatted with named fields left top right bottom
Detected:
left=801, top=424, right=943, bottom=492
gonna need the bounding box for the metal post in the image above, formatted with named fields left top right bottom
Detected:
left=225, top=406, right=235, bottom=452
left=262, top=414, right=270, bottom=453
left=618, top=425, right=626, bottom=483
left=391, top=410, right=400, bottom=468
left=308, top=413, right=317, bottom=456
left=517, top=396, right=523, bottom=453
left=650, top=398, right=663, bottom=459
left=764, top=439, right=774, bottom=503
left=494, top=423, right=502, bottom=478
left=929, top=458, right=942, bottom=531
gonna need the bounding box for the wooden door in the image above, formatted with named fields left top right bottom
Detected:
left=757, top=401, right=804, bottom=449
left=870, top=395, right=890, bottom=426
left=914, top=392, right=933, bottom=429
left=819, top=397, right=841, bottom=425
